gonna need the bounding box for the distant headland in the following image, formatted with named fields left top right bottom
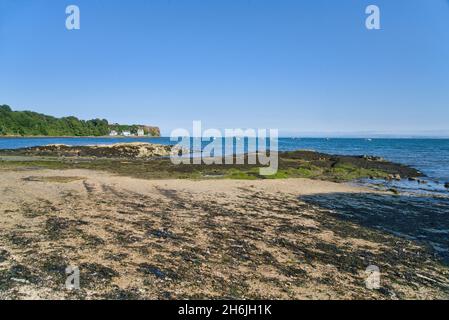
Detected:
left=0, top=104, right=160, bottom=137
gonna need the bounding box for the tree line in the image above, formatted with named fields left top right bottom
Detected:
left=0, top=105, right=159, bottom=137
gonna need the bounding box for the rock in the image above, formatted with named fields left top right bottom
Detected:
left=410, top=177, right=429, bottom=185
left=445, top=182, right=449, bottom=189
left=363, top=155, right=385, bottom=162
left=388, top=188, right=399, bottom=195
left=19, top=143, right=178, bottom=159
left=386, top=174, right=401, bottom=181
left=11, top=278, right=30, bottom=284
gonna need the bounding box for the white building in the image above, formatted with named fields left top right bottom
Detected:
left=137, top=129, right=145, bottom=136
left=109, top=130, right=118, bottom=136
left=122, top=131, right=131, bottom=136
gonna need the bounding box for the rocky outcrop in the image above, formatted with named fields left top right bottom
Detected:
left=1, top=145, right=424, bottom=181
left=141, top=126, right=161, bottom=137
left=282, top=150, right=422, bottom=179
left=14, top=143, right=175, bottom=158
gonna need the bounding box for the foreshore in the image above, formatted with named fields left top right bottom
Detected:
left=1, top=143, right=448, bottom=299
left=0, top=142, right=422, bottom=181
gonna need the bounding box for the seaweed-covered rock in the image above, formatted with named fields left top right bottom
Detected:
left=6, top=143, right=175, bottom=159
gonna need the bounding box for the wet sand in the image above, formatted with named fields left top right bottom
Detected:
left=1, top=168, right=448, bottom=299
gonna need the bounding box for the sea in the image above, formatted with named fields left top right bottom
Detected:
left=0, top=137, right=448, bottom=195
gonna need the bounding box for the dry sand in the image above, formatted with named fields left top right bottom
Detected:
left=0, top=169, right=448, bottom=299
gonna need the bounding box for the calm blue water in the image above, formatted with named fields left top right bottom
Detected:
left=1, top=137, right=448, bottom=183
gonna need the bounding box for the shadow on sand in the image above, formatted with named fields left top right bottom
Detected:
left=299, top=192, right=449, bottom=264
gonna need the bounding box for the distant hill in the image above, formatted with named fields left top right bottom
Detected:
left=0, top=105, right=160, bottom=137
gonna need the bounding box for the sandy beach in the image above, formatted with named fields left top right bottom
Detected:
left=2, top=0, right=449, bottom=308
left=1, top=167, right=448, bottom=300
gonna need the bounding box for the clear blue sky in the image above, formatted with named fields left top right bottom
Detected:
left=1, top=0, right=448, bottom=136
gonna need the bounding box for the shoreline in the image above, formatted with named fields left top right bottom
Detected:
left=3, top=142, right=448, bottom=202
left=3, top=139, right=447, bottom=193
left=0, top=143, right=423, bottom=183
